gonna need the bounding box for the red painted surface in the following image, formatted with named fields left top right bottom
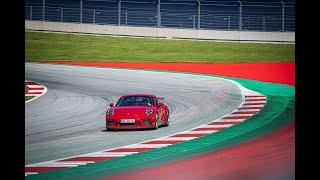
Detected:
left=25, top=82, right=38, bottom=85
left=239, top=107, right=262, bottom=110
left=222, top=116, right=248, bottom=119
left=28, top=87, right=45, bottom=90
left=245, top=98, right=266, bottom=101
left=46, top=62, right=295, bottom=85
left=25, top=167, right=65, bottom=173
left=232, top=111, right=257, bottom=114
left=58, top=157, right=115, bottom=162
left=106, top=121, right=295, bottom=180
left=209, top=121, right=238, bottom=125
left=106, top=148, right=153, bottom=153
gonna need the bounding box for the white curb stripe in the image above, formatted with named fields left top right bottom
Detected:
left=125, top=144, right=170, bottom=148
left=158, top=137, right=197, bottom=141
left=200, top=124, right=233, bottom=128
left=179, top=130, right=217, bottom=134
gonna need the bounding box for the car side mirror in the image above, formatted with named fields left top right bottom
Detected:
left=109, top=102, right=114, bottom=107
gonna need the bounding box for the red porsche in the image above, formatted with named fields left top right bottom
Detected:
left=105, top=94, right=170, bottom=130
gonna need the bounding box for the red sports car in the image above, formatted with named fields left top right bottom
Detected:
left=105, top=94, right=170, bottom=130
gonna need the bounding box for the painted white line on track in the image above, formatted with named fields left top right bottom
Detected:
left=159, top=137, right=197, bottom=141
left=200, top=124, right=233, bottom=128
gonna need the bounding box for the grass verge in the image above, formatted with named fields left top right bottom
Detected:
left=26, top=32, right=294, bottom=63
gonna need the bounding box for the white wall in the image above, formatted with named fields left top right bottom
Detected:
left=25, top=20, right=295, bottom=43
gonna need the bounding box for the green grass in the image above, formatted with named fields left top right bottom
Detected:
left=25, top=31, right=294, bottom=63
left=25, top=96, right=34, bottom=102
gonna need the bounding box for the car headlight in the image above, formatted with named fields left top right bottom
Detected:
left=145, top=108, right=153, bottom=115
left=106, top=108, right=114, bottom=115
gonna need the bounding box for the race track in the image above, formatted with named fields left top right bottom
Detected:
left=25, top=63, right=242, bottom=165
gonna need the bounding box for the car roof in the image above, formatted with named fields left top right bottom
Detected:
left=121, top=94, right=156, bottom=97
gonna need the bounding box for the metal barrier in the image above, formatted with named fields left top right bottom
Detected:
left=25, top=0, right=295, bottom=32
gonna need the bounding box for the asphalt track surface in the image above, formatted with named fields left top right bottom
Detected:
left=25, top=63, right=242, bottom=165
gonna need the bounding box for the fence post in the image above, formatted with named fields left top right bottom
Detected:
left=157, top=0, right=161, bottom=27
left=80, top=0, right=83, bottom=23
left=30, top=6, right=33, bottom=20
left=126, top=11, right=128, bottom=26
left=197, top=0, right=200, bottom=29
left=61, top=7, right=63, bottom=22
left=118, top=0, right=121, bottom=26
left=281, top=1, right=285, bottom=32
left=42, top=0, right=45, bottom=21
left=262, top=16, right=265, bottom=31
left=93, top=9, right=95, bottom=24
left=238, top=1, right=242, bottom=30
left=228, top=16, right=230, bottom=30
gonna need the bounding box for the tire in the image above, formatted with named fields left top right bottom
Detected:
left=153, top=121, right=159, bottom=130
left=164, top=111, right=170, bottom=127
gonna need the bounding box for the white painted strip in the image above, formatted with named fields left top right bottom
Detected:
left=200, top=124, right=233, bottom=128
left=179, top=131, right=216, bottom=134
left=243, top=100, right=266, bottom=104
left=26, top=161, right=91, bottom=167
left=158, top=137, right=197, bottom=141
left=26, top=85, right=43, bottom=88
left=237, top=109, right=260, bottom=112
left=25, top=94, right=39, bottom=97
left=125, top=144, right=170, bottom=149
left=192, top=129, right=220, bottom=132
left=227, top=113, right=253, bottom=117
left=25, top=172, right=38, bottom=176
left=27, top=90, right=45, bottom=93
left=85, top=152, right=138, bottom=157
left=245, top=97, right=266, bottom=100
left=220, top=119, right=246, bottom=122
left=56, top=161, right=95, bottom=164
left=26, top=164, right=79, bottom=168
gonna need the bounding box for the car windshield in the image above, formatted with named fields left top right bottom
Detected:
left=116, top=96, right=154, bottom=107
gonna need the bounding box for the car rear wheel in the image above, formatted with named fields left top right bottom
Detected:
left=153, top=121, right=159, bottom=130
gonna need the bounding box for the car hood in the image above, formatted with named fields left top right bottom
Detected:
left=113, top=106, right=155, bottom=116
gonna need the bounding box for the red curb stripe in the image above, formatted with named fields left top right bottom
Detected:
left=171, top=134, right=206, bottom=137
left=222, top=116, right=248, bottom=119
left=143, top=140, right=184, bottom=144
left=26, top=92, right=43, bottom=94
left=25, top=167, right=65, bottom=173
left=239, top=107, right=262, bottom=110
left=106, top=148, right=154, bottom=153
left=25, top=82, right=38, bottom=85
left=243, top=102, right=266, bottom=105
left=58, top=157, right=115, bottom=162
left=208, top=121, right=238, bottom=125
left=232, top=111, right=257, bottom=114
left=245, top=99, right=266, bottom=102
left=193, top=127, right=225, bottom=131
left=28, top=87, right=45, bottom=90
